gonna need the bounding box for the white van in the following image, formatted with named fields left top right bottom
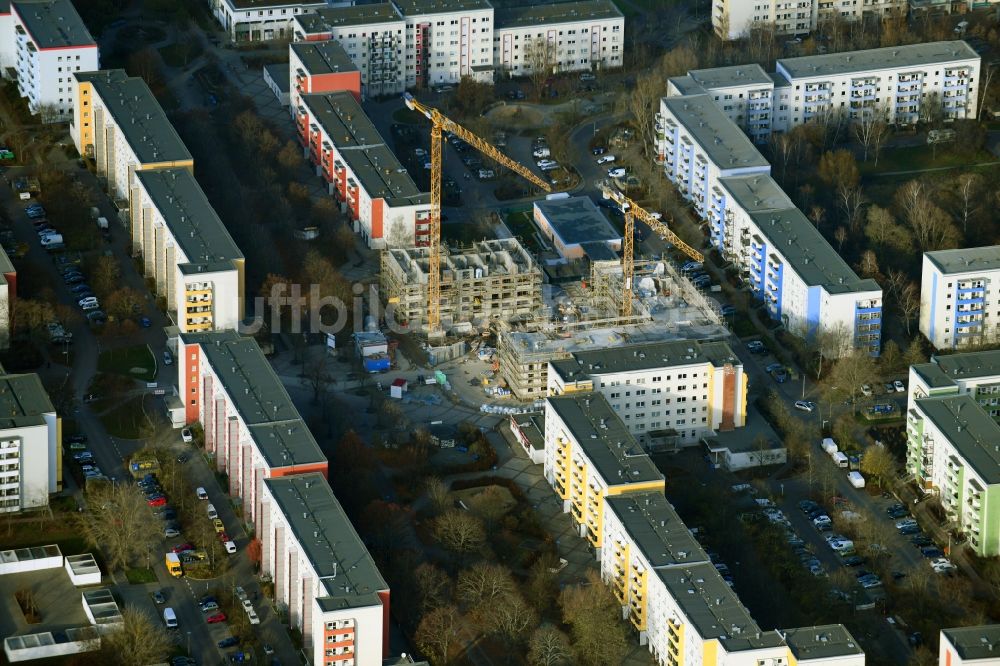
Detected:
left=206, top=503, right=218, bottom=520
left=163, top=607, right=178, bottom=628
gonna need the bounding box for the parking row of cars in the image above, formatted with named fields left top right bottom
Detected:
left=58, top=258, right=108, bottom=325
left=887, top=503, right=956, bottom=574
left=68, top=434, right=106, bottom=482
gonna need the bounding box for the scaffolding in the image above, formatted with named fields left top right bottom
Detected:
left=380, top=238, right=542, bottom=331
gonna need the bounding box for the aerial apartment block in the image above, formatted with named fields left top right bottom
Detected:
left=0, top=247, right=15, bottom=351
left=297, top=91, right=431, bottom=249
left=905, top=392, right=1000, bottom=557
left=0, top=373, right=61, bottom=513
left=655, top=95, right=881, bottom=355
left=667, top=42, right=980, bottom=141
left=492, top=0, right=623, bottom=76
left=72, top=70, right=194, bottom=206
left=211, top=0, right=325, bottom=42
left=131, top=169, right=245, bottom=333
left=940, top=625, right=1000, bottom=666
left=713, top=0, right=906, bottom=40
left=920, top=246, right=1000, bottom=350
left=380, top=238, right=541, bottom=329
left=547, top=340, right=747, bottom=448
left=0, top=0, right=99, bottom=122
left=908, top=350, right=1000, bottom=424
left=179, top=330, right=328, bottom=531
left=261, top=474, right=389, bottom=666
left=293, top=4, right=408, bottom=97
left=543, top=393, right=665, bottom=549
left=289, top=39, right=362, bottom=110
left=291, top=0, right=622, bottom=90
left=600, top=493, right=865, bottom=666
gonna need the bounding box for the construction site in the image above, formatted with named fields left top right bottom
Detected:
left=380, top=238, right=543, bottom=331
left=497, top=258, right=730, bottom=400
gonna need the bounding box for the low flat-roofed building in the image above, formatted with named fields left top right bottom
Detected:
left=263, top=62, right=290, bottom=106
left=212, top=0, right=326, bottom=42
left=132, top=168, right=245, bottom=333
left=548, top=339, right=747, bottom=448
left=941, top=625, right=1000, bottom=665
left=533, top=196, right=622, bottom=260
left=0, top=373, right=61, bottom=513
left=72, top=70, right=193, bottom=205
left=509, top=411, right=544, bottom=464
left=543, top=393, right=664, bottom=548
left=298, top=92, right=430, bottom=248
left=262, top=473, right=388, bottom=666
left=907, top=393, right=1000, bottom=556
left=179, top=330, right=327, bottom=528
left=289, top=40, right=361, bottom=112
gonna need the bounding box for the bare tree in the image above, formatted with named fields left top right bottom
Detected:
left=525, top=37, right=556, bottom=101
left=834, top=226, right=847, bottom=252
left=628, top=72, right=666, bottom=159
left=858, top=250, right=880, bottom=278
left=489, top=592, right=538, bottom=645
left=528, top=625, right=572, bottom=666
left=433, top=510, right=485, bottom=559
left=559, top=570, right=629, bottom=666
left=76, top=482, right=161, bottom=571
left=415, top=604, right=460, bottom=665
left=837, top=183, right=865, bottom=231
left=828, top=350, right=879, bottom=410
left=300, top=350, right=336, bottom=404
left=853, top=104, right=891, bottom=164
left=414, top=562, right=452, bottom=614
left=96, top=606, right=172, bottom=666
left=424, top=477, right=451, bottom=515
left=457, top=561, right=516, bottom=607
left=898, top=282, right=921, bottom=335
left=955, top=172, right=981, bottom=235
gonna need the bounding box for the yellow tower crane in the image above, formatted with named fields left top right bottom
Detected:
left=403, top=93, right=552, bottom=334
left=600, top=186, right=704, bottom=318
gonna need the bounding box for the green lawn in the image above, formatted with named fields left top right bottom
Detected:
left=861, top=144, right=997, bottom=176
left=125, top=568, right=157, bottom=584
left=503, top=211, right=542, bottom=252
left=97, top=345, right=157, bottom=381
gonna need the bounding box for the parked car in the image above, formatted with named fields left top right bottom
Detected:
left=196, top=487, right=208, bottom=500
left=911, top=535, right=934, bottom=547
left=162, top=350, right=173, bottom=365
left=591, top=146, right=607, bottom=156
left=218, top=637, right=239, bottom=649
left=596, top=155, right=616, bottom=165
left=607, top=167, right=626, bottom=178
left=794, top=401, right=816, bottom=412
left=772, top=369, right=789, bottom=383
left=921, top=547, right=944, bottom=559
left=213, top=518, right=225, bottom=533
left=894, top=379, right=906, bottom=392
left=181, top=428, right=193, bottom=444
left=164, top=526, right=180, bottom=538
left=205, top=612, right=226, bottom=624
left=147, top=496, right=167, bottom=507
left=860, top=384, right=873, bottom=397
left=171, top=543, right=195, bottom=554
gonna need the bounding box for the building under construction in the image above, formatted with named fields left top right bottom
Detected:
left=380, top=238, right=542, bottom=331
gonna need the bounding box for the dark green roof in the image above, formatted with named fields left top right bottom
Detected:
left=933, top=350, right=1000, bottom=381
left=391, top=0, right=491, bottom=15
left=134, top=168, right=242, bottom=274
left=291, top=40, right=358, bottom=76
left=546, top=393, right=662, bottom=486
left=75, top=70, right=192, bottom=166
left=604, top=492, right=708, bottom=567
left=265, top=474, right=387, bottom=610
left=296, top=3, right=402, bottom=32
left=181, top=331, right=325, bottom=469
left=925, top=245, right=1000, bottom=275
left=550, top=340, right=740, bottom=384
left=942, top=625, right=1000, bottom=660
left=0, top=373, right=54, bottom=428
left=915, top=394, right=1000, bottom=485
left=534, top=196, right=621, bottom=247
left=495, top=0, right=620, bottom=29
left=783, top=625, right=864, bottom=661
left=13, top=0, right=94, bottom=48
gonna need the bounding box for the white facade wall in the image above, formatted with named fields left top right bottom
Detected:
left=212, top=0, right=325, bottom=42
left=919, top=255, right=1000, bottom=350
left=547, top=362, right=747, bottom=446
left=11, top=7, right=98, bottom=122
left=493, top=16, right=623, bottom=76
left=403, top=7, right=494, bottom=86
left=0, top=419, right=57, bottom=514
left=713, top=0, right=906, bottom=40
left=774, top=58, right=979, bottom=127
left=0, top=12, right=14, bottom=76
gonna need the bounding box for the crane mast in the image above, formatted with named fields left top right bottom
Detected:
left=403, top=93, right=551, bottom=334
